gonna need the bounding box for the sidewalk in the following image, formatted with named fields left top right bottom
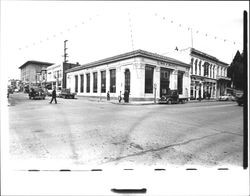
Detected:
left=76, top=95, right=218, bottom=105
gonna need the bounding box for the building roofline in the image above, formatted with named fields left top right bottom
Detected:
left=190, top=48, right=228, bottom=66
left=66, top=49, right=190, bottom=73
left=19, top=61, right=54, bottom=69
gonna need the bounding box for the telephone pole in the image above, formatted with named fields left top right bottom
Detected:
left=64, top=40, right=69, bottom=63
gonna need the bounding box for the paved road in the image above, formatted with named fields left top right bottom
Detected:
left=8, top=93, right=243, bottom=167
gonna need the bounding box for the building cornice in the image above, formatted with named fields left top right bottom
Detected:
left=191, top=48, right=228, bottom=66
left=66, top=49, right=191, bottom=73
left=19, top=61, right=54, bottom=69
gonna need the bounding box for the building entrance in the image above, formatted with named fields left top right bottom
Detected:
left=160, top=68, right=170, bottom=97
left=124, top=69, right=130, bottom=93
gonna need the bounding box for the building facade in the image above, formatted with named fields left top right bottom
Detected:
left=19, top=61, right=53, bottom=85
left=169, top=48, right=230, bottom=99
left=66, top=50, right=191, bottom=101
left=46, top=62, right=80, bottom=91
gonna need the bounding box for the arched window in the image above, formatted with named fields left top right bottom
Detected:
left=190, top=58, right=194, bottom=74
left=195, top=59, right=198, bottom=75
left=199, top=61, right=202, bottom=76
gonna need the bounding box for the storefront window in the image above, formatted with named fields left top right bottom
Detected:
left=80, top=74, right=84, bottom=93
left=110, top=69, right=116, bottom=93
left=178, top=71, right=183, bottom=94
left=93, top=72, right=97, bottom=93
left=101, top=71, right=106, bottom=93
left=145, top=66, right=154, bottom=93
left=86, top=73, right=90, bottom=93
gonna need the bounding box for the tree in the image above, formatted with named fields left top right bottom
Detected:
left=227, top=50, right=244, bottom=90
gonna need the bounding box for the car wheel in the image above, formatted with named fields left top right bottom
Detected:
left=167, top=100, right=172, bottom=104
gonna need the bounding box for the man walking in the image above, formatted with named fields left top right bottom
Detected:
left=50, top=87, right=57, bottom=104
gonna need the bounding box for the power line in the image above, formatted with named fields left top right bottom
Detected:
left=17, top=14, right=100, bottom=52
left=155, top=13, right=242, bottom=47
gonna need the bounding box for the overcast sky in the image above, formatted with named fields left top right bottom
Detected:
left=1, top=1, right=248, bottom=80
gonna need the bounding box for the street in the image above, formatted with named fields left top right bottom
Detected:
left=8, top=93, right=243, bottom=167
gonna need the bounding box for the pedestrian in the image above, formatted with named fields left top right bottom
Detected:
left=107, top=91, right=110, bottom=101
left=118, top=91, right=122, bottom=103
left=50, top=87, right=57, bottom=104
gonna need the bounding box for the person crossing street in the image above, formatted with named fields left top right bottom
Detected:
left=50, top=87, right=57, bottom=104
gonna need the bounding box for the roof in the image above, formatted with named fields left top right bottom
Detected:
left=19, top=61, right=54, bottom=69
left=66, top=49, right=190, bottom=73
left=191, top=48, right=228, bottom=66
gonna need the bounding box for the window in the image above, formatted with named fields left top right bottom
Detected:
left=93, top=72, right=97, bottom=93
left=80, top=74, right=84, bottom=93
left=190, top=58, right=194, bottom=74
left=199, top=61, right=201, bottom=75
left=110, top=69, right=116, bottom=93
left=86, top=73, right=90, bottom=93
left=101, top=71, right=106, bottom=93
left=145, top=66, right=154, bottom=93
left=75, top=75, right=78, bottom=93
left=178, top=71, right=184, bottom=94
left=195, top=59, right=198, bottom=75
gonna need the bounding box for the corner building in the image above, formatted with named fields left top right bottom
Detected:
left=66, top=50, right=191, bottom=101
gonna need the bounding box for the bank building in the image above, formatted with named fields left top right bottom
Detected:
left=66, top=49, right=191, bottom=101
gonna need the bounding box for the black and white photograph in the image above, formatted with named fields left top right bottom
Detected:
left=1, top=1, right=249, bottom=195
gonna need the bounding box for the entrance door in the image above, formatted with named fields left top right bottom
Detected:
left=124, top=69, right=130, bottom=93
left=160, top=68, right=170, bottom=97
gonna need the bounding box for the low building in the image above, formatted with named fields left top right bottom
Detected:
left=169, top=48, right=230, bottom=99
left=46, top=62, right=80, bottom=91
left=66, top=49, right=191, bottom=101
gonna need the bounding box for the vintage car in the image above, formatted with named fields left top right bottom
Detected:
left=58, top=88, right=76, bottom=99
left=236, top=92, right=244, bottom=106
left=218, top=94, right=236, bottom=101
left=158, top=90, right=188, bottom=104
left=29, top=88, right=46, bottom=100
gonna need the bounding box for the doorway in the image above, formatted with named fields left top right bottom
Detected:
left=124, top=69, right=130, bottom=93
left=160, top=68, right=170, bottom=97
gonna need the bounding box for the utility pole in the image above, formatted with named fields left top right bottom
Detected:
left=64, top=40, right=69, bottom=63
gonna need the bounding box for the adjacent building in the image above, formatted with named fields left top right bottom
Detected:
left=19, top=60, right=54, bottom=85
left=66, top=49, right=191, bottom=101
left=169, top=48, right=230, bottom=99
left=46, top=62, right=80, bottom=91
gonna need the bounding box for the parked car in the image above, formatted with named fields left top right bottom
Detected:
left=158, top=90, right=188, bottom=104
left=29, top=88, right=46, bottom=100
left=58, top=88, right=76, bottom=99
left=236, top=93, right=244, bottom=106
left=218, top=94, right=236, bottom=101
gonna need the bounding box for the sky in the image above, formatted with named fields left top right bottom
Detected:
left=1, top=1, right=248, bottom=80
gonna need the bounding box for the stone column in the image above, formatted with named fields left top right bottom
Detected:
left=201, top=83, right=204, bottom=98
left=106, top=68, right=110, bottom=94
left=154, top=66, right=161, bottom=98
left=208, top=64, right=211, bottom=78
left=90, top=72, right=93, bottom=94
left=78, top=74, right=81, bottom=93
left=98, top=71, right=101, bottom=94
left=193, top=59, right=195, bottom=75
